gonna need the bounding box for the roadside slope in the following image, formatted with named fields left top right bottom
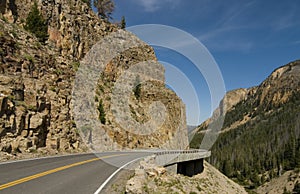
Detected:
left=125, top=158, right=247, bottom=194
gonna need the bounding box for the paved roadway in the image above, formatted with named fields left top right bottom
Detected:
left=0, top=152, right=153, bottom=194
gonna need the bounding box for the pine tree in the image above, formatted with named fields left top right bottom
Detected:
left=121, top=16, right=126, bottom=29
left=25, top=1, right=48, bottom=43
left=98, top=99, right=106, bottom=124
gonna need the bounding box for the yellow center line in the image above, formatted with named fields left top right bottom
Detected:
left=0, top=154, right=127, bottom=190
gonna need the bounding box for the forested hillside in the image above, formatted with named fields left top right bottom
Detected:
left=191, top=60, right=300, bottom=190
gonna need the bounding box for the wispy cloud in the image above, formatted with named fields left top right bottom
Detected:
left=271, top=11, right=299, bottom=31
left=194, top=1, right=257, bottom=52
left=293, top=40, right=300, bottom=45
left=136, top=0, right=181, bottom=12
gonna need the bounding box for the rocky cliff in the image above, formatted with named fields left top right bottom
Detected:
left=1, top=0, right=117, bottom=60
left=0, top=0, right=188, bottom=160
left=193, top=88, right=250, bottom=135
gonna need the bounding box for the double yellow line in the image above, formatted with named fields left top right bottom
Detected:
left=0, top=154, right=125, bottom=190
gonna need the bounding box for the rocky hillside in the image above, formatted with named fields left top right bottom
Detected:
left=0, top=17, right=83, bottom=159
left=190, top=88, right=249, bottom=138
left=123, top=156, right=247, bottom=194
left=191, top=60, right=300, bottom=190
left=1, top=0, right=117, bottom=59
left=0, top=0, right=188, bottom=160
left=256, top=169, right=300, bottom=194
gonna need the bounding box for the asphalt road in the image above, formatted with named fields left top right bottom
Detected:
left=0, top=151, right=153, bottom=194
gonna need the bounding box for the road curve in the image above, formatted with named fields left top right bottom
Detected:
left=0, top=151, right=153, bottom=194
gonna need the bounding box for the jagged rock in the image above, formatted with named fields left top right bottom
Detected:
left=11, top=139, right=21, bottom=153
left=46, top=137, right=60, bottom=150
left=20, top=130, right=28, bottom=137
left=126, top=168, right=146, bottom=194
left=0, top=142, right=12, bottom=153
left=0, top=0, right=189, bottom=158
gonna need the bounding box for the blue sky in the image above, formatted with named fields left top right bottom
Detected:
left=111, top=0, right=300, bottom=125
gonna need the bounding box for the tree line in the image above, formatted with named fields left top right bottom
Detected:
left=191, top=91, right=300, bottom=190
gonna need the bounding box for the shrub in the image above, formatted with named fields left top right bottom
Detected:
left=120, top=16, right=126, bottom=29
left=98, top=99, right=106, bottom=124
left=25, top=1, right=48, bottom=43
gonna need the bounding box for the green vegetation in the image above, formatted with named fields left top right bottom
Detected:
left=25, top=1, right=48, bottom=42
left=1, top=15, right=8, bottom=23
left=133, top=76, right=141, bottom=100
left=98, top=99, right=106, bottom=124
left=24, top=54, right=34, bottom=63
left=72, top=61, right=80, bottom=71
left=54, top=68, right=63, bottom=75
left=120, top=16, right=126, bottom=29
left=191, top=91, right=300, bottom=189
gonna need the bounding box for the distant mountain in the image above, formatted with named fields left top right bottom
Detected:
left=191, top=60, right=300, bottom=191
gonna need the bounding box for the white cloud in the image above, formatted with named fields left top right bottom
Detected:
left=136, top=0, right=181, bottom=12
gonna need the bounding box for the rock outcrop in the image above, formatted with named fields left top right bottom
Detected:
left=1, top=0, right=117, bottom=60
left=0, top=18, right=82, bottom=158
left=72, top=29, right=188, bottom=151
left=0, top=0, right=189, bottom=159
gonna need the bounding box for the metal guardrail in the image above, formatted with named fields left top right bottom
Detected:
left=154, top=149, right=211, bottom=166
left=154, top=149, right=209, bottom=155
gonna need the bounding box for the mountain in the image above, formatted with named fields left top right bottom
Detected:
left=0, top=0, right=188, bottom=160
left=191, top=60, right=300, bottom=190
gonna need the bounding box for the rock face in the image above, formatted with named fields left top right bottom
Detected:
left=73, top=30, right=188, bottom=151
left=192, top=87, right=250, bottom=138
left=0, top=18, right=82, bottom=157
left=0, top=0, right=189, bottom=158
left=1, top=0, right=117, bottom=59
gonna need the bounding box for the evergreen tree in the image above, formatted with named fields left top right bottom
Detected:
left=98, top=99, right=106, bottom=124
left=121, top=16, right=126, bottom=29
left=223, top=160, right=233, bottom=177
left=25, top=1, right=48, bottom=43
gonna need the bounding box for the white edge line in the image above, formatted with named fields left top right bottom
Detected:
left=94, top=157, right=144, bottom=194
